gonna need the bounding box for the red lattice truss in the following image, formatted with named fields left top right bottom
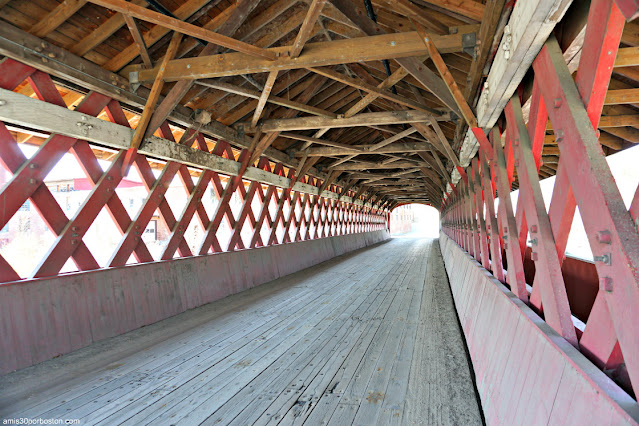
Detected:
left=441, top=0, right=639, bottom=398
left=0, top=60, right=388, bottom=283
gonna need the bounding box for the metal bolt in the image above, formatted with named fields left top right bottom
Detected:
left=555, top=130, right=564, bottom=143
left=0, top=100, right=6, bottom=106
left=528, top=238, right=538, bottom=246
left=553, top=98, right=562, bottom=108
left=391, top=41, right=396, bottom=46
left=530, top=225, right=538, bottom=233
left=593, top=253, right=612, bottom=265
left=71, top=233, right=79, bottom=237
left=29, top=178, right=36, bottom=184
left=601, top=276, right=613, bottom=292
left=531, top=252, right=539, bottom=261
left=597, top=230, right=612, bottom=244
left=504, top=227, right=508, bottom=233
left=514, top=138, right=519, bottom=146
left=504, top=243, right=508, bottom=249
left=106, top=175, right=113, bottom=181
left=72, top=226, right=78, bottom=231
left=71, top=239, right=77, bottom=245
left=29, top=163, right=37, bottom=169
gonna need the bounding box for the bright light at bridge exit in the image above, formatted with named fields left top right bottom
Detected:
left=390, top=204, right=440, bottom=239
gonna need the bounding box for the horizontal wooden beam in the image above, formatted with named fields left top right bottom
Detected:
left=296, top=141, right=432, bottom=156
left=333, top=161, right=427, bottom=170
left=278, top=133, right=356, bottom=149
left=614, top=47, right=639, bottom=67
left=0, top=87, right=381, bottom=208
left=243, top=109, right=450, bottom=133
left=128, top=30, right=474, bottom=83
left=196, top=80, right=337, bottom=118
left=605, top=89, right=639, bottom=105
left=547, top=114, right=639, bottom=129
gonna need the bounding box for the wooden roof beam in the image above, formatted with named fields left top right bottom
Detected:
left=298, top=141, right=433, bottom=157
left=308, top=66, right=440, bottom=115
left=243, top=109, right=451, bottom=133
left=326, top=0, right=464, bottom=114
left=291, top=0, right=327, bottom=58
left=86, top=0, right=276, bottom=60
left=123, top=15, right=153, bottom=69
left=128, top=29, right=476, bottom=83
left=144, top=0, right=261, bottom=138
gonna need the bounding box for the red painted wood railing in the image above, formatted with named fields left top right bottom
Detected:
left=0, top=60, right=388, bottom=283
left=441, top=0, right=639, bottom=399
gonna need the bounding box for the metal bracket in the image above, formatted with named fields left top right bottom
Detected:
left=236, top=124, right=245, bottom=139
left=462, top=32, right=477, bottom=60
left=129, top=71, right=140, bottom=92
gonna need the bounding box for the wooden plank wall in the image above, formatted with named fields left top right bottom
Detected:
left=0, top=230, right=390, bottom=375
left=439, top=232, right=639, bottom=425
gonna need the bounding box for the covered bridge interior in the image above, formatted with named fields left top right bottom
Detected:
left=0, top=0, right=638, bottom=424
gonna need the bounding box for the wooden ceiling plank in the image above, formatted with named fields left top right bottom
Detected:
left=417, top=0, right=484, bottom=22
left=605, top=88, right=639, bottom=105
left=29, top=0, right=88, bottom=38
left=393, top=0, right=449, bottom=35
left=615, top=47, right=639, bottom=67
left=71, top=0, right=148, bottom=56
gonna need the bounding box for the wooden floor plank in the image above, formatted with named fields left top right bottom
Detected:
left=207, top=256, right=403, bottom=426
left=1, top=238, right=483, bottom=425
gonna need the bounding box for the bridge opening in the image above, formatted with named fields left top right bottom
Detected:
left=390, top=203, right=440, bottom=238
